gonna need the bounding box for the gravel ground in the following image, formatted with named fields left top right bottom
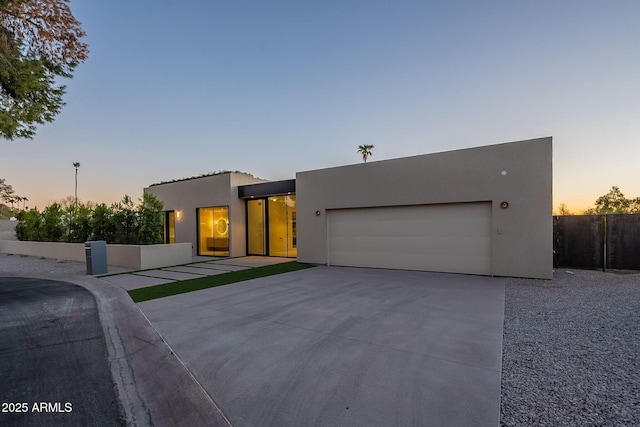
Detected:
left=0, top=253, right=132, bottom=276
left=501, top=269, right=640, bottom=426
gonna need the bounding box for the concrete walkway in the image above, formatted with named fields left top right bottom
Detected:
left=139, top=266, right=506, bottom=426
left=98, top=256, right=293, bottom=291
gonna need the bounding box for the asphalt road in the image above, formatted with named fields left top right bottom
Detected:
left=0, top=277, right=124, bottom=427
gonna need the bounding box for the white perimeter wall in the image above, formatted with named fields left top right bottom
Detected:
left=0, top=240, right=192, bottom=270
left=0, top=220, right=17, bottom=241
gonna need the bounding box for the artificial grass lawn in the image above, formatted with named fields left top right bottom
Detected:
left=128, top=261, right=315, bottom=302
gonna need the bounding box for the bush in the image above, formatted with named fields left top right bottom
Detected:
left=42, top=203, right=65, bottom=242
left=111, top=195, right=138, bottom=244
left=91, top=203, right=115, bottom=242
left=138, top=192, right=164, bottom=244
left=14, top=193, right=164, bottom=245
left=64, top=203, right=93, bottom=243
left=15, top=209, right=43, bottom=241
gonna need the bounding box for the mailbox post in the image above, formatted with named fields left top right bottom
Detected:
left=85, top=241, right=107, bottom=275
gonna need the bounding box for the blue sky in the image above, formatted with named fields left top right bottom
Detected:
left=2, top=0, right=640, bottom=212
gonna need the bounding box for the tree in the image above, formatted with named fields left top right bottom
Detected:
left=73, top=161, right=80, bottom=206
left=556, top=203, right=571, bottom=216
left=583, top=186, right=640, bottom=214
left=0, top=177, right=15, bottom=203
left=591, top=186, right=631, bottom=214
left=0, top=177, right=25, bottom=216
left=13, top=195, right=22, bottom=210
left=0, top=0, right=88, bottom=139
left=357, top=144, right=374, bottom=163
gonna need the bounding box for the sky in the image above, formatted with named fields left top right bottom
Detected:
left=2, top=0, right=640, bottom=213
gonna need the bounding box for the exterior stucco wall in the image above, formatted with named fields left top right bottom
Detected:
left=144, top=173, right=266, bottom=257
left=0, top=240, right=85, bottom=261
left=296, top=137, right=553, bottom=279
left=0, top=240, right=192, bottom=270
left=108, top=243, right=192, bottom=269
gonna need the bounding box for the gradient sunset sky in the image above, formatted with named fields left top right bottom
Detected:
left=2, top=0, right=639, bottom=213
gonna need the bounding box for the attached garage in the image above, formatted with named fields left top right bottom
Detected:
left=327, top=202, right=492, bottom=275
left=297, top=137, right=553, bottom=279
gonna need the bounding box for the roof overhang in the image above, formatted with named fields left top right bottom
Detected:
left=238, top=179, right=296, bottom=199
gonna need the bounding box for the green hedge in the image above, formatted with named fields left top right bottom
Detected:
left=15, top=193, right=164, bottom=245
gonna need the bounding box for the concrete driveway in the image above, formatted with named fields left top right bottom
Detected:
left=139, top=266, right=505, bottom=426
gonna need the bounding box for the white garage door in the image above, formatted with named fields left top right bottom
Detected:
left=327, top=202, right=492, bottom=275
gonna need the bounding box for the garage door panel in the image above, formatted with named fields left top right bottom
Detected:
left=327, top=203, right=491, bottom=275
left=329, top=236, right=490, bottom=256
left=329, top=251, right=490, bottom=275
left=332, top=219, right=491, bottom=239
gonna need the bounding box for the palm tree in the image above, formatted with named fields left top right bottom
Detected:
left=357, top=144, right=374, bottom=163
left=73, top=162, right=81, bottom=207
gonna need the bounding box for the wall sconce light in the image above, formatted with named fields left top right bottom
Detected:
left=176, top=210, right=182, bottom=219
left=500, top=202, right=509, bottom=209
left=315, top=210, right=321, bottom=216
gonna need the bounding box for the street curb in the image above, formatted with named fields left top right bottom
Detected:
left=47, top=274, right=231, bottom=427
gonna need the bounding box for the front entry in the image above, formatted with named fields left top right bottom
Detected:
left=197, top=206, right=230, bottom=256
left=247, top=195, right=296, bottom=257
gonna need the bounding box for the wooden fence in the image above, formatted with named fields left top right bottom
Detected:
left=554, top=214, right=640, bottom=270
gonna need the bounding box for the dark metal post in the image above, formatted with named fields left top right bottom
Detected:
left=602, top=215, right=607, bottom=272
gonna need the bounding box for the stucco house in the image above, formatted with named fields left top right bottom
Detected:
left=144, top=137, right=552, bottom=279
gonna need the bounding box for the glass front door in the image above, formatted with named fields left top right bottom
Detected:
left=268, top=195, right=297, bottom=257
left=246, top=195, right=296, bottom=257
left=247, top=199, right=266, bottom=255
left=197, top=206, right=230, bottom=256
